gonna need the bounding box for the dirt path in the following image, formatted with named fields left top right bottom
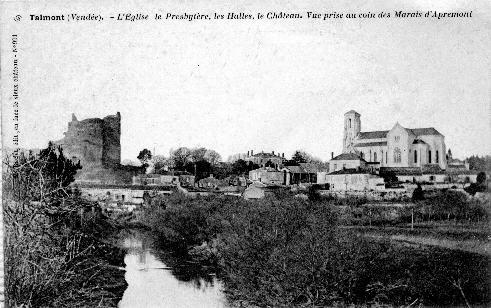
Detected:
left=364, top=232, right=491, bottom=256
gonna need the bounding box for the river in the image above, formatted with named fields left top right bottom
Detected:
left=115, top=230, right=229, bottom=308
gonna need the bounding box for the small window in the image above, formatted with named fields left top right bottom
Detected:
left=374, top=152, right=377, bottom=162
left=395, top=136, right=400, bottom=142
left=436, top=150, right=439, bottom=163
left=428, top=150, right=432, bottom=164
left=349, top=119, right=352, bottom=128
left=414, top=150, right=418, bottom=163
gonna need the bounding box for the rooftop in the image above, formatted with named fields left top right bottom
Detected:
left=358, top=127, right=442, bottom=140
left=331, top=153, right=365, bottom=161
left=354, top=141, right=387, bottom=147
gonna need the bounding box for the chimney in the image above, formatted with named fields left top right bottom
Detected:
left=251, top=150, right=254, bottom=156
left=282, top=153, right=285, bottom=158
left=272, top=150, right=275, bottom=155
left=247, top=150, right=250, bottom=157
left=331, top=152, right=334, bottom=159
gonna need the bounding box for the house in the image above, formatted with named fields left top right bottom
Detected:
left=326, top=169, right=385, bottom=191
left=329, top=153, right=367, bottom=173
left=243, top=150, right=287, bottom=167
left=132, top=171, right=195, bottom=187
left=249, top=167, right=290, bottom=185
left=243, top=182, right=282, bottom=199
left=198, top=175, right=221, bottom=189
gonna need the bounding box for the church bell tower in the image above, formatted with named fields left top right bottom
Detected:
left=343, top=110, right=361, bottom=153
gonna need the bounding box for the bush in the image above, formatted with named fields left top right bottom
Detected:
left=3, top=145, right=126, bottom=307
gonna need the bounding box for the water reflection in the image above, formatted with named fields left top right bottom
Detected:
left=117, top=230, right=228, bottom=308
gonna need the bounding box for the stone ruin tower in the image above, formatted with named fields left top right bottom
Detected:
left=57, top=112, right=121, bottom=169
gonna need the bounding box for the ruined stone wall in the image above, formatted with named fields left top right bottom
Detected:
left=102, top=112, right=121, bottom=167
left=57, top=112, right=121, bottom=169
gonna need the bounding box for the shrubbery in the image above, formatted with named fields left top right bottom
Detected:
left=140, top=192, right=490, bottom=307
left=3, top=144, right=126, bottom=307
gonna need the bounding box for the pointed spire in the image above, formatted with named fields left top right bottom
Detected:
left=71, top=113, right=78, bottom=122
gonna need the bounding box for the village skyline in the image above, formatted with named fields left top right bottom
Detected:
left=2, top=1, right=489, bottom=162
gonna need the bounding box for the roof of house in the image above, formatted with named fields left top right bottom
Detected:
left=354, top=141, right=388, bottom=147
left=328, top=168, right=370, bottom=175
left=412, top=139, right=427, bottom=144
left=331, top=153, right=365, bottom=161
left=379, top=167, right=422, bottom=176
left=286, top=165, right=307, bottom=174
left=251, top=167, right=282, bottom=173
left=299, top=163, right=328, bottom=173
left=445, top=169, right=479, bottom=175
left=251, top=152, right=284, bottom=159
left=421, top=164, right=446, bottom=174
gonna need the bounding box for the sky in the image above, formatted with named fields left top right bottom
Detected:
left=1, top=0, right=490, bottom=163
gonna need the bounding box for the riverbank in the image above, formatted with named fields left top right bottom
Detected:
left=113, top=228, right=228, bottom=308
left=137, top=192, right=490, bottom=307
left=3, top=198, right=128, bottom=307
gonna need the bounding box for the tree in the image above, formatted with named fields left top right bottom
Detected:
left=190, top=147, right=207, bottom=163
left=170, top=147, right=192, bottom=170
left=476, top=171, right=486, bottom=185
left=152, top=155, right=168, bottom=171
left=412, top=184, right=424, bottom=201
left=291, top=150, right=311, bottom=163
left=137, top=148, right=152, bottom=167
left=204, top=149, right=222, bottom=166
left=6, top=142, right=82, bottom=202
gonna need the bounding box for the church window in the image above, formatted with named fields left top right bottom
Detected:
left=428, top=150, right=432, bottom=164
left=349, top=119, right=352, bottom=128
left=394, top=147, right=401, bottom=163
left=414, top=150, right=418, bottom=163
left=436, top=151, right=439, bottom=163
left=395, top=136, right=400, bottom=142
left=374, top=152, right=377, bottom=162
left=369, top=150, right=372, bottom=161
left=386, top=152, right=388, bottom=163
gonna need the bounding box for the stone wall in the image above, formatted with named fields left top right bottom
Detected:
left=57, top=112, right=121, bottom=169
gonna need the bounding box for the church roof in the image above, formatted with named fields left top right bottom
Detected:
left=408, top=127, right=442, bottom=136
left=358, top=131, right=388, bottom=139
left=412, top=139, right=427, bottom=144
left=354, top=141, right=387, bottom=147
left=331, top=153, right=365, bottom=161
left=358, top=127, right=442, bottom=140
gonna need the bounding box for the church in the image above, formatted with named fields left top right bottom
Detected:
left=342, top=110, right=447, bottom=170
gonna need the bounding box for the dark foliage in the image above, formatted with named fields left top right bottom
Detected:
left=3, top=143, right=126, bottom=307
left=140, top=193, right=490, bottom=307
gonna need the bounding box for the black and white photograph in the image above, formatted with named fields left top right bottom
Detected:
left=1, top=0, right=490, bottom=307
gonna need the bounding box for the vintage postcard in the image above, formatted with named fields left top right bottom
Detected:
left=1, top=0, right=489, bottom=307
